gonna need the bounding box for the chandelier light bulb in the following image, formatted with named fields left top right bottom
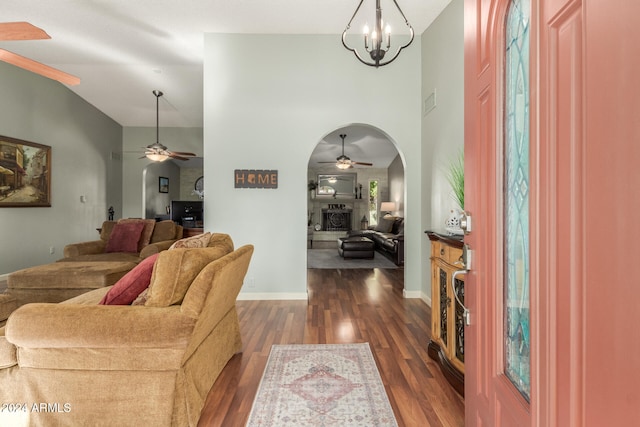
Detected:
left=385, top=25, right=391, bottom=48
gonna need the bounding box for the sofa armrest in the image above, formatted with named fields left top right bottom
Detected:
left=5, top=304, right=195, bottom=349
left=63, top=240, right=106, bottom=258
left=139, top=240, right=176, bottom=258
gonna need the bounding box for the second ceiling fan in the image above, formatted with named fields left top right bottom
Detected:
left=319, top=134, right=373, bottom=169
left=143, top=90, right=197, bottom=162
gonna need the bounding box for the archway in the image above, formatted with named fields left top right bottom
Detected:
left=306, top=124, right=406, bottom=283
left=142, top=157, right=203, bottom=221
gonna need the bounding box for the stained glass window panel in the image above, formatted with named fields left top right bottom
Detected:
left=504, top=0, right=531, bottom=402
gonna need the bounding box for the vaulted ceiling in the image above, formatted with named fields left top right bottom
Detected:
left=3, top=1, right=452, bottom=167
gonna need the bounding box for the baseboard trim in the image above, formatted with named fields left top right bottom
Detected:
left=421, top=292, right=432, bottom=307
left=402, top=289, right=431, bottom=307
left=403, top=289, right=421, bottom=298
left=238, top=292, right=308, bottom=301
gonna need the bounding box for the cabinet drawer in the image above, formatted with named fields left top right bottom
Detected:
left=447, top=246, right=463, bottom=266
left=432, top=241, right=463, bottom=266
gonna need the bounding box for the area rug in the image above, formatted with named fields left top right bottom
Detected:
left=307, top=249, right=398, bottom=269
left=246, top=343, right=397, bottom=427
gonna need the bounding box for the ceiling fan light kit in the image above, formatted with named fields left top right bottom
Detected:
left=319, top=134, right=373, bottom=169
left=342, top=0, right=414, bottom=68
left=146, top=152, right=169, bottom=162
left=144, top=90, right=197, bottom=162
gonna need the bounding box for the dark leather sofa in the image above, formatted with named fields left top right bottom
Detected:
left=348, top=216, right=404, bottom=265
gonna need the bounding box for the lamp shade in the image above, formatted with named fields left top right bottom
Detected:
left=380, top=202, right=396, bottom=213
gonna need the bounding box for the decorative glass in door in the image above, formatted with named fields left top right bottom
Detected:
left=504, top=0, right=531, bottom=401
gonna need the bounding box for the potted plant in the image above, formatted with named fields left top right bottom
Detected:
left=444, top=149, right=464, bottom=233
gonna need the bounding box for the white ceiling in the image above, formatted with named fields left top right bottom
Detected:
left=2, top=0, right=452, bottom=166
left=309, top=125, right=402, bottom=169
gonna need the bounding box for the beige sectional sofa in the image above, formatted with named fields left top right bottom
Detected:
left=0, top=234, right=253, bottom=427
left=5, top=219, right=184, bottom=308
left=61, top=219, right=184, bottom=263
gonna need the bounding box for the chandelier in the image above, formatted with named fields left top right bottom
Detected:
left=342, top=0, right=414, bottom=67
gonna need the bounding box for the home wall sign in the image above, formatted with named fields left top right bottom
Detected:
left=234, top=169, right=278, bottom=189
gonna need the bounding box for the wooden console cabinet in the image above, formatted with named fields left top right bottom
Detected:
left=426, top=231, right=465, bottom=396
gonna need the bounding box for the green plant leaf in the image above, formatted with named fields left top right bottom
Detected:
left=445, top=149, right=464, bottom=209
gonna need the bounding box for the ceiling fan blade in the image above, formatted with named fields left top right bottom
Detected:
left=317, top=161, right=338, bottom=164
left=170, top=151, right=197, bottom=156
left=0, top=49, right=80, bottom=85
left=0, top=22, right=50, bottom=41
left=168, top=154, right=190, bottom=161
left=352, top=161, right=373, bottom=166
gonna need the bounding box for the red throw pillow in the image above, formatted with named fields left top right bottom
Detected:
left=105, top=221, right=146, bottom=253
left=99, top=254, right=159, bottom=305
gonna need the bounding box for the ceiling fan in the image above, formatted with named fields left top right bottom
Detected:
left=142, top=90, right=197, bottom=162
left=319, top=134, right=373, bottom=169
left=0, top=22, right=80, bottom=85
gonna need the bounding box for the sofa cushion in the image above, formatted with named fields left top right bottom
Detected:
left=58, top=252, right=143, bottom=264
left=374, top=216, right=396, bottom=233
left=0, top=327, right=17, bottom=369
left=118, top=219, right=156, bottom=252
left=150, top=220, right=177, bottom=243
left=207, top=233, right=235, bottom=250
left=131, top=288, right=149, bottom=306
left=391, top=217, right=405, bottom=235
left=100, top=221, right=117, bottom=241
left=105, top=221, right=146, bottom=253
left=170, top=232, right=212, bottom=249
left=145, top=245, right=233, bottom=307
left=99, top=253, right=159, bottom=305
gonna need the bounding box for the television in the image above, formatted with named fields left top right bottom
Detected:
left=170, top=200, right=203, bottom=228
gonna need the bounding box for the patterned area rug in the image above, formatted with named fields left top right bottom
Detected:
left=307, top=249, right=398, bottom=269
left=246, top=343, right=397, bottom=427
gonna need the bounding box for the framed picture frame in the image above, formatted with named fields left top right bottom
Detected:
left=0, top=135, right=51, bottom=207
left=159, top=176, right=169, bottom=193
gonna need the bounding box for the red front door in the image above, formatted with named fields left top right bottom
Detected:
left=464, top=0, right=640, bottom=425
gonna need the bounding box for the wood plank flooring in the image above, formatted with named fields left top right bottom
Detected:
left=198, top=268, right=465, bottom=426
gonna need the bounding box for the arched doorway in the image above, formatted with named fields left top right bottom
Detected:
left=306, top=124, right=406, bottom=283
left=142, top=157, right=203, bottom=221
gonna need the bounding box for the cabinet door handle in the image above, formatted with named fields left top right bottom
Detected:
left=452, top=270, right=470, bottom=325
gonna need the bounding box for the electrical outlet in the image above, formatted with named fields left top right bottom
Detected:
left=246, top=277, right=256, bottom=289
left=49, top=246, right=55, bottom=254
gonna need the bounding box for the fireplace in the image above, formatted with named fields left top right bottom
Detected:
left=321, top=208, right=352, bottom=231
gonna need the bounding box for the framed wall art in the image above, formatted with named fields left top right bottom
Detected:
left=159, top=176, right=169, bottom=193
left=0, top=135, right=51, bottom=207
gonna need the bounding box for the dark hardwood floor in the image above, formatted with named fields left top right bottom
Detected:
left=198, top=268, right=465, bottom=426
